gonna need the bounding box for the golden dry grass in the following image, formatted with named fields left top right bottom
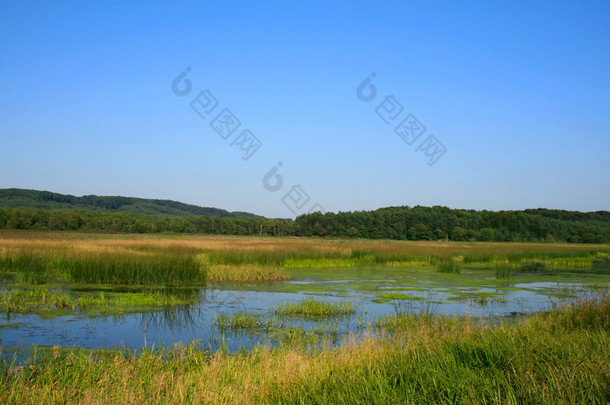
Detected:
left=2, top=229, right=605, bottom=257
left=1, top=230, right=608, bottom=283
left=205, top=264, right=287, bottom=281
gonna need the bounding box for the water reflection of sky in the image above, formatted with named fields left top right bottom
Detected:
left=0, top=277, right=606, bottom=358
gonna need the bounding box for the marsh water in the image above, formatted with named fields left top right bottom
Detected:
left=1, top=266, right=608, bottom=356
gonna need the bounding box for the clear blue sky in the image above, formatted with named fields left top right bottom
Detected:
left=1, top=1, right=609, bottom=218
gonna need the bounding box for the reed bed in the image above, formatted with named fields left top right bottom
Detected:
left=0, top=231, right=608, bottom=285
left=0, top=251, right=204, bottom=286
left=62, top=253, right=202, bottom=285
left=494, top=262, right=515, bottom=279
left=0, top=243, right=204, bottom=286
left=436, top=258, right=463, bottom=274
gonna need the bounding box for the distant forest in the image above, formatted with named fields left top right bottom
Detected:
left=1, top=205, right=609, bottom=243
left=0, top=208, right=292, bottom=236
left=294, top=206, right=610, bottom=243
left=0, top=188, right=260, bottom=218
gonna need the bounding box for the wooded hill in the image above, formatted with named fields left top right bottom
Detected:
left=0, top=189, right=260, bottom=218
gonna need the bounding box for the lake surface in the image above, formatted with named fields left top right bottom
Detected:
left=1, top=266, right=608, bottom=356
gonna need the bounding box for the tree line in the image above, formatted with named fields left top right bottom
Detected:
left=1, top=206, right=609, bottom=243
left=0, top=208, right=293, bottom=236
left=293, top=206, right=610, bottom=243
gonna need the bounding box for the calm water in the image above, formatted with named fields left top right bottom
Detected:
left=1, top=267, right=607, bottom=356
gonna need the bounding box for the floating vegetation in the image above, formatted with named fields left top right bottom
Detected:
left=374, top=293, right=422, bottom=303
left=215, top=311, right=279, bottom=332
left=283, top=258, right=355, bottom=269
left=274, top=298, right=354, bottom=317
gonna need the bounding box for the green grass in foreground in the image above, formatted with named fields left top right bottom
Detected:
left=274, top=297, right=355, bottom=317
left=0, top=293, right=608, bottom=404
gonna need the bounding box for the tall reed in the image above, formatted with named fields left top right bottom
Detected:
left=63, top=253, right=203, bottom=285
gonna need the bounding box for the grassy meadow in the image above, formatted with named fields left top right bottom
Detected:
left=0, top=230, right=609, bottom=403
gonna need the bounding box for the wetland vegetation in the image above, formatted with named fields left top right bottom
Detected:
left=0, top=229, right=608, bottom=403
left=1, top=292, right=607, bottom=404
left=273, top=298, right=355, bottom=317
